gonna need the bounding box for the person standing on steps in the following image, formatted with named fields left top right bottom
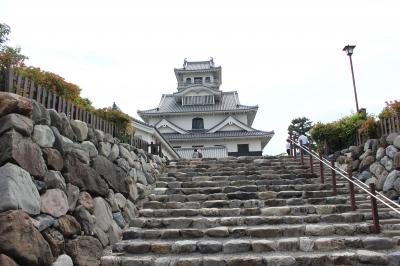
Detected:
left=192, top=148, right=201, bottom=158
left=286, top=139, right=291, bottom=156
left=298, top=133, right=309, bottom=155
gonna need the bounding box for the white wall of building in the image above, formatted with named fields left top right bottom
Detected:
left=169, top=138, right=262, bottom=153
left=148, top=113, right=248, bottom=131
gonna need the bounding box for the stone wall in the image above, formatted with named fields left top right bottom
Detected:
left=0, top=92, right=166, bottom=266
left=334, top=132, right=400, bottom=198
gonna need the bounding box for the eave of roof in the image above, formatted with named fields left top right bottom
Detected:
left=163, top=130, right=274, bottom=141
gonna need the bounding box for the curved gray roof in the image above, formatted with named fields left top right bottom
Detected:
left=138, top=91, right=258, bottom=116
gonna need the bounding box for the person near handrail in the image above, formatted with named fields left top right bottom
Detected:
left=298, top=134, right=309, bottom=155
left=286, top=139, right=291, bottom=156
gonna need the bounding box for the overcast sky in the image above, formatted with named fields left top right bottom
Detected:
left=1, top=0, right=399, bottom=155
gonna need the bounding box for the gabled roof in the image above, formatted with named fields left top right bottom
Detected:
left=207, top=116, right=254, bottom=133
left=138, top=91, right=258, bottom=119
left=155, top=119, right=188, bottom=134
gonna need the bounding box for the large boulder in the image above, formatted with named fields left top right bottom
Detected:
left=70, top=120, right=88, bottom=142
left=0, top=92, right=32, bottom=118
left=98, top=142, right=111, bottom=157
left=108, top=144, right=119, bottom=161
left=73, top=206, right=95, bottom=236
left=381, top=156, right=394, bottom=172
left=43, top=148, right=64, bottom=171
left=57, top=215, right=81, bottom=237
left=52, top=254, right=73, bottom=266
left=81, top=141, right=98, bottom=158
left=395, top=152, right=400, bottom=170
left=45, top=170, right=66, bottom=191
left=78, top=192, right=95, bottom=213
left=50, top=112, right=76, bottom=141
left=33, top=125, right=55, bottom=148
left=40, top=189, right=69, bottom=218
left=0, top=254, right=18, bottom=266
left=91, top=156, right=128, bottom=194
left=31, top=100, right=50, bottom=125
left=42, top=228, right=65, bottom=258
left=359, top=155, right=375, bottom=171
left=364, top=139, right=379, bottom=153
left=0, top=130, right=47, bottom=177
left=384, top=170, right=400, bottom=192
left=0, top=210, right=53, bottom=266
left=386, top=145, right=399, bottom=158
left=65, top=236, right=102, bottom=266
left=394, top=135, right=400, bottom=149
left=66, top=183, right=80, bottom=212
left=63, top=153, right=109, bottom=197
left=376, top=147, right=385, bottom=160
left=93, top=197, right=113, bottom=232
left=387, top=133, right=399, bottom=145
left=0, top=163, right=40, bottom=215
left=370, top=162, right=389, bottom=190
left=357, top=170, right=372, bottom=182
left=0, top=113, right=33, bottom=137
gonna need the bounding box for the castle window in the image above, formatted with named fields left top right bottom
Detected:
left=182, top=95, right=215, bottom=105
left=185, top=78, right=191, bottom=84
left=192, top=117, right=204, bottom=130
left=194, top=77, right=202, bottom=84
left=205, top=77, right=211, bottom=83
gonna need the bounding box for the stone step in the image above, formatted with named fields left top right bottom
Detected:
left=167, top=173, right=319, bottom=183
left=122, top=223, right=374, bottom=240
left=142, top=196, right=352, bottom=209
left=111, top=236, right=397, bottom=255
left=155, top=180, right=349, bottom=191
left=148, top=192, right=369, bottom=203
left=102, top=249, right=400, bottom=266
left=138, top=204, right=353, bottom=218
left=157, top=186, right=353, bottom=197
left=130, top=212, right=366, bottom=229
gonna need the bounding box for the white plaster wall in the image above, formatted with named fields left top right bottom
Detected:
left=157, top=126, right=177, bottom=134
left=185, top=90, right=214, bottom=97
left=169, top=138, right=262, bottom=152
left=165, top=113, right=248, bottom=130
left=219, top=124, right=243, bottom=131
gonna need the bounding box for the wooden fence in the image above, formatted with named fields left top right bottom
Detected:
left=1, top=69, right=118, bottom=135
left=0, top=69, right=162, bottom=156
left=355, top=114, right=400, bottom=146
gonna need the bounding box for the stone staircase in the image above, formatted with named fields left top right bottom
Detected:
left=101, top=156, right=400, bottom=266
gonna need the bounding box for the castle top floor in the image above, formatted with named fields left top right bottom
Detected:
left=174, top=58, right=222, bottom=91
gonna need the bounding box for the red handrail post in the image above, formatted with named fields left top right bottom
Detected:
left=369, top=183, right=380, bottom=234
left=331, top=160, right=337, bottom=196
left=289, top=135, right=293, bottom=157
left=348, top=169, right=357, bottom=211
left=300, top=140, right=304, bottom=165
left=309, top=144, right=314, bottom=174
left=319, top=151, right=324, bottom=184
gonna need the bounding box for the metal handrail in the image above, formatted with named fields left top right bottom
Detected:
left=288, top=138, right=400, bottom=215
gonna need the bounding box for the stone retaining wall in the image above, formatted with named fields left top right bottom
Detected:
left=334, top=132, right=400, bottom=198
left=0, top=92, right=166, bottom=266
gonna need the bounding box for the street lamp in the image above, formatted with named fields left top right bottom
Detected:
left=343, top=45, right=359, bottom=112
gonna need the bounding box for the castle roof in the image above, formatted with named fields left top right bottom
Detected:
left=138, top=91, right=258, bottom=122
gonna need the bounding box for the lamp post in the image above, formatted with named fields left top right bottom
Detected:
left=343, top=45, right=359, bottom=112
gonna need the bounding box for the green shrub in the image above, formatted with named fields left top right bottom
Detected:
left=310, top=112, right=367, bottom=153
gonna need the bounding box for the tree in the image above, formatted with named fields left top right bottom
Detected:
left=0, top=23, right=11, bottom=45
left=0, top=23, right=27, bottom=70
left=288, top=117, right=313, bottom=139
